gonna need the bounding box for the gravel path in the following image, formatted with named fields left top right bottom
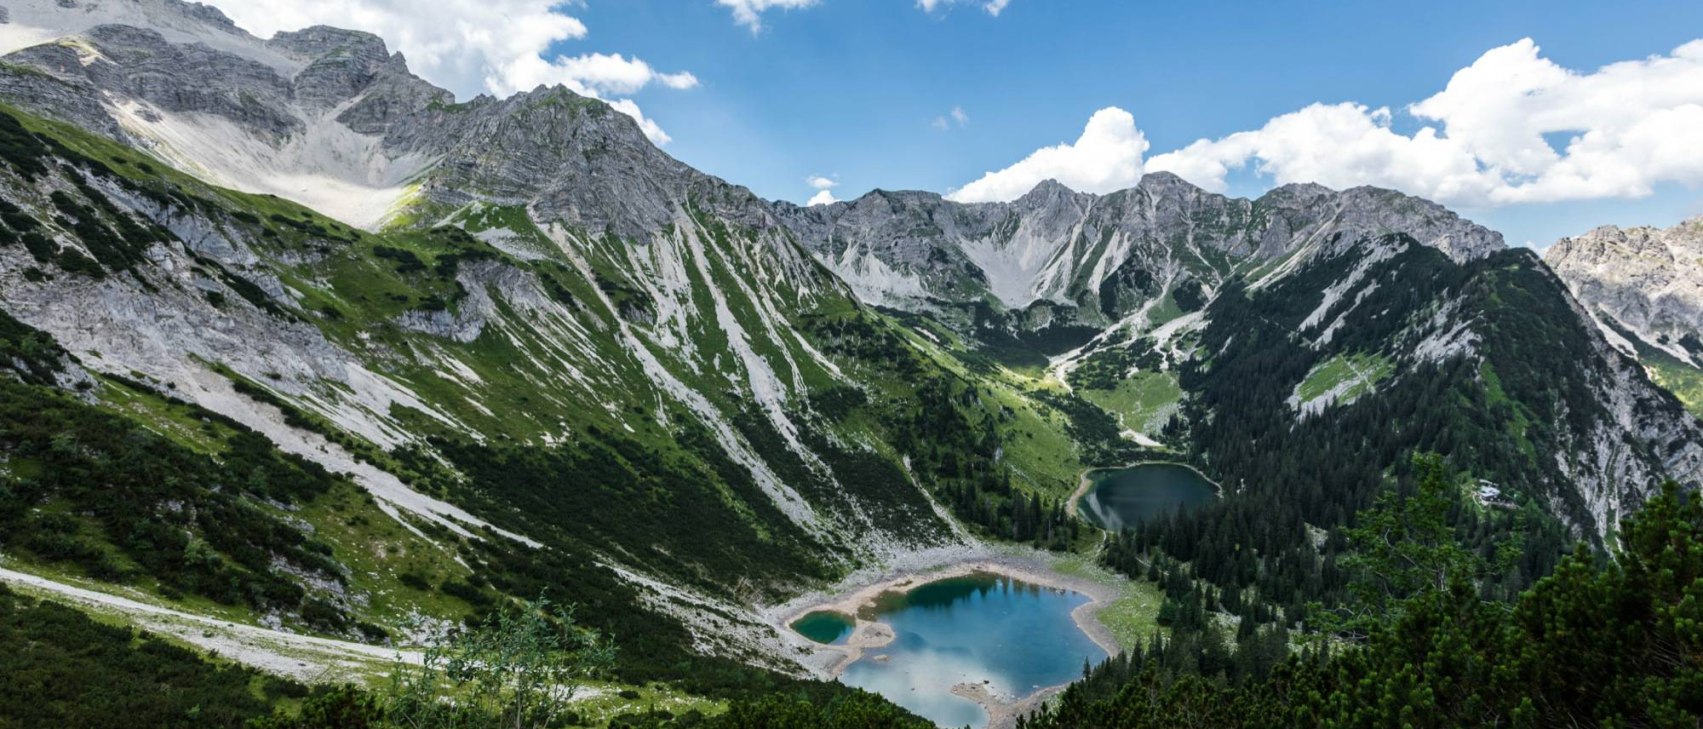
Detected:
left=0, top=565, right=414, bottom=681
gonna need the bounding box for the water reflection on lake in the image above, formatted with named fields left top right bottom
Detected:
left=838, top=573, right=1106, bottom=728
left=1077, top=463, right=1218, bottom=532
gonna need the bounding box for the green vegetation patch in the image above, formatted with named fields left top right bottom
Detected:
left=1293, top=351, right=1394, bottom=406
left=0, top=366, right=372, bottom=634
left=1080, top=370, right=1183, bottom=436
left=0, top=583, right=302, bottom=728
left=1645, top=352, right=1703, bottom=418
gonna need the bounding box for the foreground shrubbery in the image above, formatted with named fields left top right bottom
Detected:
left=0, top=584, right=300, bottom=728
left=251, top=599, right=929, bottom=729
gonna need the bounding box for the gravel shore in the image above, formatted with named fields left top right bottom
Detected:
left=762, top=544, right=1127, bottom=728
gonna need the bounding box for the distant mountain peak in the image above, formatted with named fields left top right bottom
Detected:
left=1549, top=215, right=1703, bottom=367
left=1133, top=170, right=1200, bottom=193
left=1018, top=178, right=1080, bottom=200
left=269, top=25, right=396, bottom=67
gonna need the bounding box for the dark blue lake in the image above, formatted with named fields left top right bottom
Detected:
left=839, top=573, right=1106, bottom=728
left=1076, top=463, right=1218, bottom=531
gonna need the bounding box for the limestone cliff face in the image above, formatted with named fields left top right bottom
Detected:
left=774, top=172, right=1505, bottom=333
left=0, top=2, right=733, bottom=244
left=1547, top=217, right=1703, bottom=362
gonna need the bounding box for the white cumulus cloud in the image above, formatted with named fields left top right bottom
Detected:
left=949, top=107, right=1148, bottom=203
left=517, top=53, right=699, bottom=97
left=806, top=175, right=839, bottom=205
left=1145, top=102, right=1497, bottom=204
left=717, top=0, right=821, bottom=32
left=1148, top=37, right=1703, bottom=207
left=963, top=38, right=1703, bottom=208
left=205, top=0, right=696, bottom=144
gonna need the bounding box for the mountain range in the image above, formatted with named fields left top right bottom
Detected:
left=0, top=1, right=1699, bottom=725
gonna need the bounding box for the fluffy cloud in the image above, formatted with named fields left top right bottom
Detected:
left=717, top=0, right=821, bottom=31
left=511, top=53, right=699, bottom=97
left=949, top=108, right=1148, bottom=203
left=1145, top=102, right=1497, bottom=204
left=1148, top=38, right=1703, bottom=207
left=207, top=0, right=695, bottom=144
left=962, top=38, right=1703, bottom=208
left=918, top=0, right=1012, bottom=16
left=806, top=175, right=839, bottom=206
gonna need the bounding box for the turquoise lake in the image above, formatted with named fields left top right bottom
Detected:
left=838, top=573, right=1107, bottom=728
left=791, top=610, right=855, bottom=645
left=1076, top=463, right=1218, bottom=531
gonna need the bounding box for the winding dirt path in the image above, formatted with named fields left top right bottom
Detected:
left=0, top=565, right=415, bottom=680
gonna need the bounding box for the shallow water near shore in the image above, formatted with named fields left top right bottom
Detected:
left=1077, top=463, right=1218, bottom=531
left=838, top=572, right=1107, bottom=728
left=791, top=610, right=855, bottom=645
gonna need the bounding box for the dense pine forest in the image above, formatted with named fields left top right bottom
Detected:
left=1020, top=477, right=1703, bottom=728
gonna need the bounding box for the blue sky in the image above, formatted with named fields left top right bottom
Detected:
left=215, top=0, right=1703, bottom=248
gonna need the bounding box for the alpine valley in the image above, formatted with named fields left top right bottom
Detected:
left=0, top=2, right=1700, bottom=728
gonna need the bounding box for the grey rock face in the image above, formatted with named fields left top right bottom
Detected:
left=1294, top=185, right=1507, bottom=263
left=4, top=23, right=300, bottom=139
left=0, top=45, right=122, bottom=137
left=399, top=88, right=701, bottom=240
left=269, top=26, right=398, bottom=112
left=0, top=9, right=752, bottom=247
left=0, top=0, right=1507, bottom=320
left=1546, top=217, right=1703, bottom=356
left=775, top=172, right=1505, bottom=327
left=88, top=24, right=299, bottom=135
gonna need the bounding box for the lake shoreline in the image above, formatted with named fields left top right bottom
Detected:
left=770, top=548, right=1124, bottom=728
left=953, top=680, right=1073, bottom=729
left=1068, top=461, right=1223, bottom=530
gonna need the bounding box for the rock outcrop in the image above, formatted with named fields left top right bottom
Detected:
left=773, top=172, right=1505, bottom=331
left=1547, top=216, right=1703, bottom=362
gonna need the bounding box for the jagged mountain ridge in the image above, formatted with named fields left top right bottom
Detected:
left=773, top=173, right=1505, bottom=347
left=775, top=130, right=1703, bottom=541
left=0, top=0, right=773, bottom=245
left=1544, top=216, right=1703, bottom=421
